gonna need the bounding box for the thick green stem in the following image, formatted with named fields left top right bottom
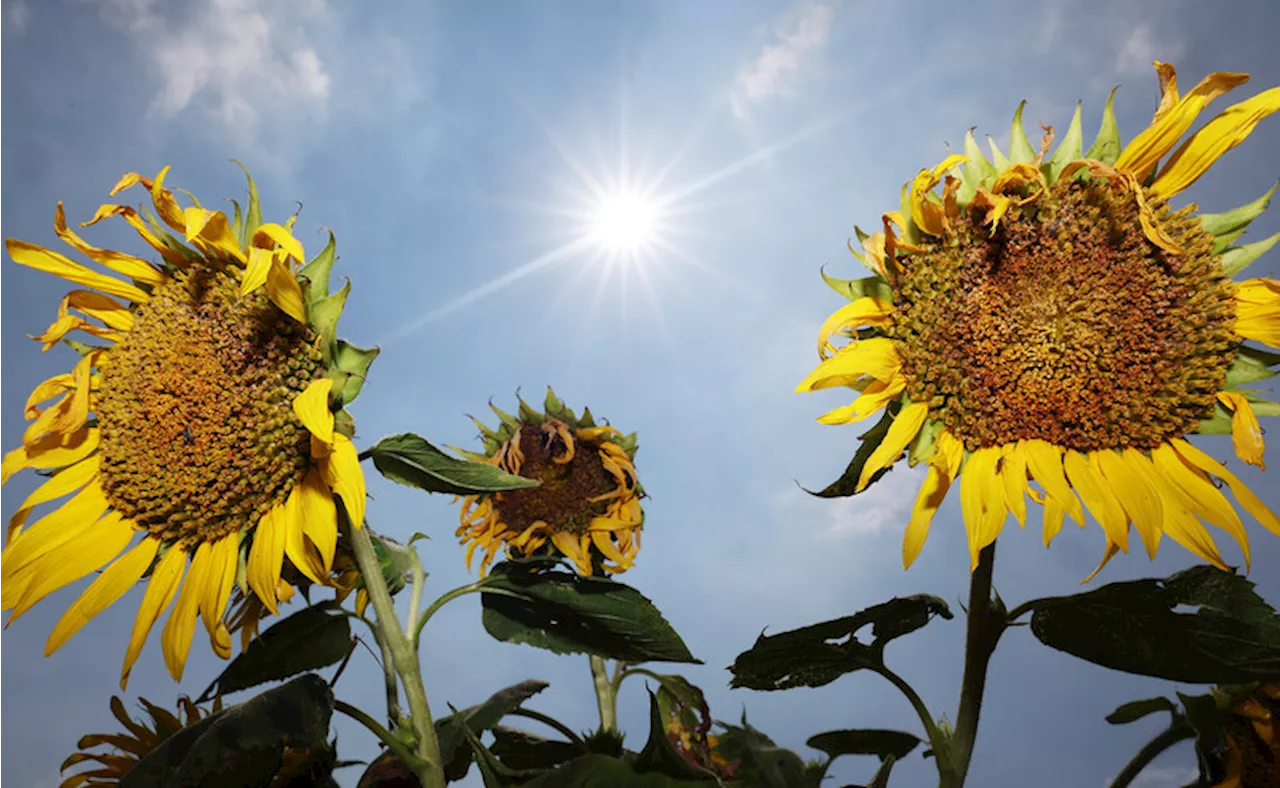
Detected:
left=347, top=519, right=446, bottom=788
left=1108, top=721, right=1195, bottom=788
left=942, top=543, right=1002, bottom=788
left=590, top=655, right=618, bottom=732
left=404, top=555, right=426, bottom=637
left=374, top=629, right=403, bottom=730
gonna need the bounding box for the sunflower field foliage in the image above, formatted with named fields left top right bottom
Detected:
left=5, top=61, right=1280, bottom=788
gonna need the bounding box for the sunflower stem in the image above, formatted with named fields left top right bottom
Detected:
left=1107, top=719, right=1194, bottom=788
left=334, top=699, right=426, bottom=778
left=871, top=664, right=949, bottom=772
left=413, top=580, right=487, bottom=648
left=405, top=553, right=426, bottom=638
left=943, top=543, right=1003, bottom=788
left=374, top=629, right=403, bottom=730
left=347, top=518, right=446, bottom=788
left=590, top=655, right=618, bottom=732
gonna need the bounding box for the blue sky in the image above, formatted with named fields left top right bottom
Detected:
left=3, top=1, right=1280, bottom=786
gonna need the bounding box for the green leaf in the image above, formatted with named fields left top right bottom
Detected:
left=298, top=229, right=338, bottom=301
left=1084, top=87, right=1122, bottom=165
left=121, top=675, right=333, bottom=788
left=1196, top=402, right=1233, bottom=435
left=1245, top=393, right=1280, bottom=417
left=1104, top=697, right=1178, bottom=725
left=897, top=182, right=920, bottom=244
left=369, top=433, right=539, bottom=495
left=1028, top=565, right=1280, bottom=682
left=1200, top=180, right=1279, bottom=238
left=481, top=562, right=699, bottom=664
left=543, top=387, right=575, bottom=423
left=435, top=679, right=551, bottom=777
left=803, top=404, right=898, bottom=498
left=197, top=603, right=350, bottom=702
left=367, top=531, right=415, bottom=596
left=821, top=267, right=893, bottom=303
left=521, top=754, right=715, bottom=788
left=1044, top=102, right=1083, bottom=184
left=908, top=418, right=944, bottom=467
left=987, top=134, right=1011, bottom=171
left=228, top=198, right=244, bottom=248
left=453, top=707, right=541, bottom=788
left=958, top=129, right=999, bottom=205
left=232, top=160, right=263, bottom=243
left=332, top=339, right=380, bottom=406
left=634, top=690, right=718, bottom=780
left=311, top=280, right=350, bottom=361
left=1008, top=101, right=1037, bottom=165
left=729, top=595, right=953, bottom=691
left=1226, top=345, right=1280, bottom=387
left=1220, top=231, right=1280, bottom=276
left=866, top=753, right=900, bottom=788
left=712, top=714, right=809, bottom=788
left=806, top=729, right=921, bottom=762
left=490, top=726, right=582, bottom=772
left=1211, top=228, right=1246, bottom=256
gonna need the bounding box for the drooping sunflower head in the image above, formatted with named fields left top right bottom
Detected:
left=2, top=165, right=377, bottom=688
left=1216, top=682, right=1280, bottom=788
left=456, top=388, right=644, bottom=576
left=60, top=694, right=217, bottom=787
left=798, top=62, right=1280, bottom=578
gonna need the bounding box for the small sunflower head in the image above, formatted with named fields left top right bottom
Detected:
left=456, top=388, right=644, bottom=576
left=1217, top=682, right=1280, bottom=788
left=60, top=694, right=219, bottom=786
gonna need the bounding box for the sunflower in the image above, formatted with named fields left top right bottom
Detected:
left=455, top=388, right=644, bottom=576
left=796, top=62, right=1280, bottom=577
left=1, top=166, right=377, bottom=687
left=1217, top=683, right=1280, bottom=788
left=60, top=694, right=218, bottom=788
left=59, top=694, right=322, bottom=788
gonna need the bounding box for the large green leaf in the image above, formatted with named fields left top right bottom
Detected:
left=711, top=714, right=809, bottom=788
left=481, top=563, right=698, bottom=664
left=729, top=595, right=952, bottom=691
left=369, top=433, right=540, bottom=495
left=634, top=690, right=718, bottom=781
left=1028, top=566, right=1280, bottom=682
left=489, top=727, right=582, bottom=772
left=1104, top=697, right=1178, bottom=725
left=121, top=675, right=334, bottom=788
left=435, top=679, right=551, bottom=778
left=806, top=729, right=922, bottom=762
left=197, top=602, right=350, bottom=702
left=803, top=404, right=898, bottom=498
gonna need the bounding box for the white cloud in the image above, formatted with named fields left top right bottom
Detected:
left=96, top=0, right=331, bottom=147
left=1036, top=3, right=1062, bottom=53
left=5, top=0, right=29, bottom=33
left=820, top=463, right=923, bottom=538
left=731, top=3, right=836, bottom=117
left=1114, top=23, right=1183, bottom=76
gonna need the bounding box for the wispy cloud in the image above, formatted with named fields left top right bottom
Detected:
left=819, top=464, right=923, bottom=538
left=4, top=0, right=29, bottom=34
left=97, top=0, right=331, bottom=147
left=1114, top=23, right=1183, bottom=76
left=731, top=3, right=836, bottom=117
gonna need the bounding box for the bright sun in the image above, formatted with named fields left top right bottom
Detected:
left=588, top=191, right=659, bottom=255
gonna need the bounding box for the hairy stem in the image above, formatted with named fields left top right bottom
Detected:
left=942, top=543, right=1002, bottom=788
left=1108, top=722, right=1195, bottom=788
left=590, top=655, right=618, bottom=732
left=348, top=518, right=446, bottom=788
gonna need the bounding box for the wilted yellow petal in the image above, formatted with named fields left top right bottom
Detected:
left=795, top=337, right=901, bottom=393
left=7, top=240, right=149, bottom=303
left=251, top=223, right=305, bottom=263
left=1151, top=86, right=1280, bottom=198
left=1173, top=438, right=1280, bottom=539
left=1217, top=392, right=1266, bottom=469
left=857, top=402, right=928, bottom=492
left=817, top=298, right=893, bottom=358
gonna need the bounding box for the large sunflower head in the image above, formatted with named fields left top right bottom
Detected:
left=455, top=388, right=644, bottom=576
left=1, top=166, right=378, bottom=688
left=797, top=62, right=1280, bottom=578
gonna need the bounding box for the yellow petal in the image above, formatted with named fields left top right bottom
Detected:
left=903, top=464, right=951, bottom=569
left=145, top=167, right=189, bottom=233
left=1082, top=540, right=1122, bottom=583
left=240, top=247, right=273, bottom=295
left=83, top=203, right=191, bottom=268
left=282, top=484, right=327, bottom=585
left=297, top=468, right=338, bottom=573
left=1173, top=438, right=1280, bottom=540
left=251, top=223, right=305, bottom=263
left=61, top=290, right=135, bottom=332
left=857, top=402, right=928, bottom=492
left=8, top=511, right=135, bottom=623
left=182, top=206, right=245, bottom=262
left=1, top=480, right=108, bottom=589
left=1115, top=69, right=1250, bottom=181
left=54, top=202, right=166, bottom=286
left=247, top=505, right=287, bottom=615
left=959, top=446, right=1007, bottom=568
left=1024, top=440, right=1085, bottom=525
left=7, top=239, right=149, bottom=303
left=1063, top=451, right=1129, bottom=553
left=1096, top=449, right=1164, bottom=559
left=161, top=541, right=212, bottom=682
left=933, top=430, right=965, bottom=478
left=1151, top=61, right=1181, bottom=123
left=1151, top=86, right=1280, bottom=198
left=293, top=378, right=334, bottom=443
left=591, top=530, right=633, bottom=569
left=1151, top=442, right=1251, bottom=568
left=7, top=455, right=99, bottom=540
left=1042, top=495, right=1067, bottom=547
left=266, top=257, right=307, bottom=323
left=1162, top=503, right=1228, bottom=571
left=817, top=298, right=893, bottom=358
left=9, top=428, right=99, bottom=484
left=1217, top=392, right=1266, bottom=470
left=795, top=337, right=901, bottom=393
left=120, top=546, right=185, bottom=690
left=199, top=532, right=240, bottom=639
left=1001, top=442, right=1028, bottom=528
left=46, top=535, right=158, bottom=655
left=320, top=433, right=366, bottom=529
left=817, top=377, right=905, bottom=425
